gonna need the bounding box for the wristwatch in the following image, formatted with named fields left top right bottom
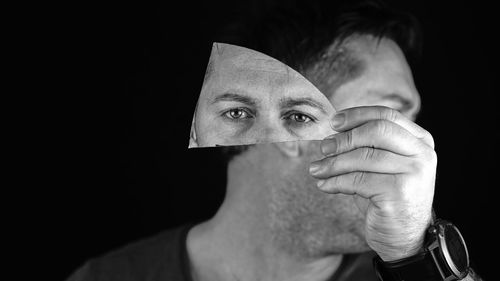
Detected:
left=373, top=220, right=470, bottom=281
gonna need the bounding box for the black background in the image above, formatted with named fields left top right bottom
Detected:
left=48, top=1, right=497, bottom=280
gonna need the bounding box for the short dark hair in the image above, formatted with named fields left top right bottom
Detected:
left=213, top=0, right=423, bottom=161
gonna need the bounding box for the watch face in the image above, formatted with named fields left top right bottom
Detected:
left=442, top=223, right=469, bottom=277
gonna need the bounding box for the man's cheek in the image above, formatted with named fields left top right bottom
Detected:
left=203, top=122, right=250, bottom=144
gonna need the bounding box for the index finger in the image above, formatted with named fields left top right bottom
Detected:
left=330, top=106, right=434, bottom=148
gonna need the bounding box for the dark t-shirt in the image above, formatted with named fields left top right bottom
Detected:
left=67, top=224, right=378, bottom=281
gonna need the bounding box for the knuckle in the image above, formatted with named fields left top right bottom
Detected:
left=390, top=174, right=406, bottom=194
left=424, top=149, right=438, bottom=164
left=410, top=149, right=437, bottom=172
left=380, top=107, right=400, bottom=122
left=352, top=171, right=367, bottom=186
left=423, top=130, right=435, bottom=148
left=361, top=147, right=377, bottom=161
left=327, top=156, right=338, bottom=171
left=408, top=159, right=425, bottom=173
left=375, top=200, right=396, bottom=214
left=371, top=120, right=393, bottom=136
left=331, top=176, right=342, bottom=187
left=344, top=129, right=354, bottom=150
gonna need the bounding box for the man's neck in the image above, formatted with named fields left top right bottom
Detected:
left=187, top=213, right=343, bottom=281
left=186, top=153, right=343, bottom=281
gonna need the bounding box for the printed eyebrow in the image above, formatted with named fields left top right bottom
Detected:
left=279, top=97, right=328, bottom=114
left=211, top=92, right=258, bottom=107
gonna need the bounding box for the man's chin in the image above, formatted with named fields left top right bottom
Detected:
left=269, top=179, right=371, bottom=259
left=269, top=215, right=371, bottom=259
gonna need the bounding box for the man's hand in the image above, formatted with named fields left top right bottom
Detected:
left=309, top=106, right=437, bottom=261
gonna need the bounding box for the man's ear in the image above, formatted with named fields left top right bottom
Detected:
left=275, top=141, right=301, bottom=158
left=188, top=117, right=198, bottom=148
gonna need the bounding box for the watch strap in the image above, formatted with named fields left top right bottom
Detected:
left=373, top=250, right=443, bottom=281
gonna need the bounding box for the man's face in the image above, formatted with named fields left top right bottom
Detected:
left=268, top=35, right=421, bottom=257
left=325, top=36, right=420, bottom=119
left=192, top=43, right=336, bottom=147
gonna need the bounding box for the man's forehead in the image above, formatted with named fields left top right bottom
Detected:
left=208, top=43, right=330, bottom=100
left=212, top=43, right=299, bottom=76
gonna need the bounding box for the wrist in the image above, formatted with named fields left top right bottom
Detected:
left=373, top=220, right=470, bottom=281
left=377, top=238, right=425, bottom=262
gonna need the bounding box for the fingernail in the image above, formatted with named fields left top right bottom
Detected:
left=309, top=162, right=321, bottom=175
left=317, top=180, right=325, bottom=188
left=321, top=138, right=337, bottom=155
left=331, top=112, right=346, bottom=129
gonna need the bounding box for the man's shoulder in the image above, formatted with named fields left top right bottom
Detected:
left=331, top=251, right=378, bottom=281
left=96, top=223, right=192, bottom=267
left=67, top=223, right=195, bottom=281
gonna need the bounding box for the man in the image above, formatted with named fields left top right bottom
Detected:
left=189, top=43, right=336, bottom=148
left=68, top=1, right=482, bottom=280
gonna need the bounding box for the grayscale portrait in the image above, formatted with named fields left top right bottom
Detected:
left=188, top=43, right=337, bottom=148
left=63, top=1, right=491, bottom=280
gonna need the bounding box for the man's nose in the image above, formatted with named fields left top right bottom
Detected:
left=250, top=122, right=289, bottom=144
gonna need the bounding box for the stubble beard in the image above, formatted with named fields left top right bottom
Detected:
left=268, top=143, right=371, bottom=260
